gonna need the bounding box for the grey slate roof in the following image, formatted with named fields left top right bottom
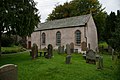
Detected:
left=35, top=14, right=91, bottom=31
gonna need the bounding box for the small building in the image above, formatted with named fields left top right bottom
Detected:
left=27, top=14, right=98, bottom=52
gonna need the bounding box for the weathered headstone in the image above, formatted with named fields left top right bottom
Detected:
left=70, top=42, right=74, bottom=53
left=86, top=49, right=96, bottom=64
left=58, top=46, right=61, bottom=54
left=65, top=55, right=71, bottom=64
left=81, top=41, right=87, bottom=51
left=97, top=56, right=103, bottom=69
left=45, top=44, right=53, bottom=59
left=66, top=44, right=71, bottom=55
left=31, top=43, right=38, bottom=59
left=61, top=46, right=64, bottom=53
left=0, top=64, right=17, bottom=80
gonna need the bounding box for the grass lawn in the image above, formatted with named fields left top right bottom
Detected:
left=0, top=51, right=117, bottom=80
left=1, top=46, right=25, bottom=54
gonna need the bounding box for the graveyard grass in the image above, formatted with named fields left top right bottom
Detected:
left=0, top=51, right=117, bottom=80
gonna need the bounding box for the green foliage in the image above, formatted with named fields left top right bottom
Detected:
left=98, top=42, right=108, bottom=48
left=0, top=51, right=117, bottom=80
left=0, top=0, right=40, bottom=55
left=104, top=12, right=117, bottom=43
left=115, top=59, right=120, bottom=80
left=108, top=10, right=120, bottom=51
left=1, top=46, right=26, bottom=54
left=0, top=0, right=40, bottom=36
left=47, top=0, right=107, bottom=41
left=1, top=35, right=15, bottom=47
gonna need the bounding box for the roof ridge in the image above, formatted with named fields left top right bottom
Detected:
left=42, top=14, right=91, bottom=23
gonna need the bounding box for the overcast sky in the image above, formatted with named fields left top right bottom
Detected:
left=34, top=0, right=120, bottom=23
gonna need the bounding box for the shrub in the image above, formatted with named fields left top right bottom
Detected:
left=1, top=35, right=15, bottom=47
left=1, top=46, right=26, bottom=54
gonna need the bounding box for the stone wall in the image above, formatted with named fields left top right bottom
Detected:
left=30, top=27, right=86, bottom=52
left=86, top=16, right=98, bottom=51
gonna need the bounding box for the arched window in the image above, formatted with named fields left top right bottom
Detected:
left=56, top=31, right=61, bottom=45
left=75, top=30, right=81, bottom=45
left=42, top=33, right=46, bottom=45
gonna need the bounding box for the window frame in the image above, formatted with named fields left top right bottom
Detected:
left=56, top=31, right=61, bottom=46
left=42, top=32, right=46, bottom=45
left=75, top=30, right=81, bottom=45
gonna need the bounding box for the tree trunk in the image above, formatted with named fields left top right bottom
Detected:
left=0, top=32, right=2, bottom=56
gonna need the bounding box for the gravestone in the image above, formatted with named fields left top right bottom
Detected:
left=86, top=49, right=96, bottom=64
left=70, top=42, right=74, bottom=53
left=58, top=46, right=62, bottom=54
left=81, top=41, right=87, bottom=51
left=0, top=64, right=17, bottom=80
left=97, top=56, right=103, bottom=69
left=58, top=46, right=61, bottom=54
left=45, top=44, right=53, bottom=59
left=31, top=43, right=38, bottom=59
left=66, top=44, right=71, bottom=55
left=66, top=55, right=71, bottom=64
left=61, top=46, right=64, bottom=53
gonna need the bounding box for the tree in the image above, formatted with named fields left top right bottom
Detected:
left=109, top=10, right=120, bottom=51
left=47, top=2, right=72, bottom=20
left=0, top=0, right=40, bottom=56
left=47, top=0, right=107, bottom=41
left=104, top=12, right=117, bottom=43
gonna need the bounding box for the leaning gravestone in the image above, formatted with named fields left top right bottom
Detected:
left=86, top=49, right=96, bottom=64
left=70, top=42, right=74, bottom=53
left=45, top=44, right=53, bottom=59
left=31, top=43, right=38, bottom=59
left=0, top=64, right=17, bottom=80
left=97, top=56, right=103, bottom=69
